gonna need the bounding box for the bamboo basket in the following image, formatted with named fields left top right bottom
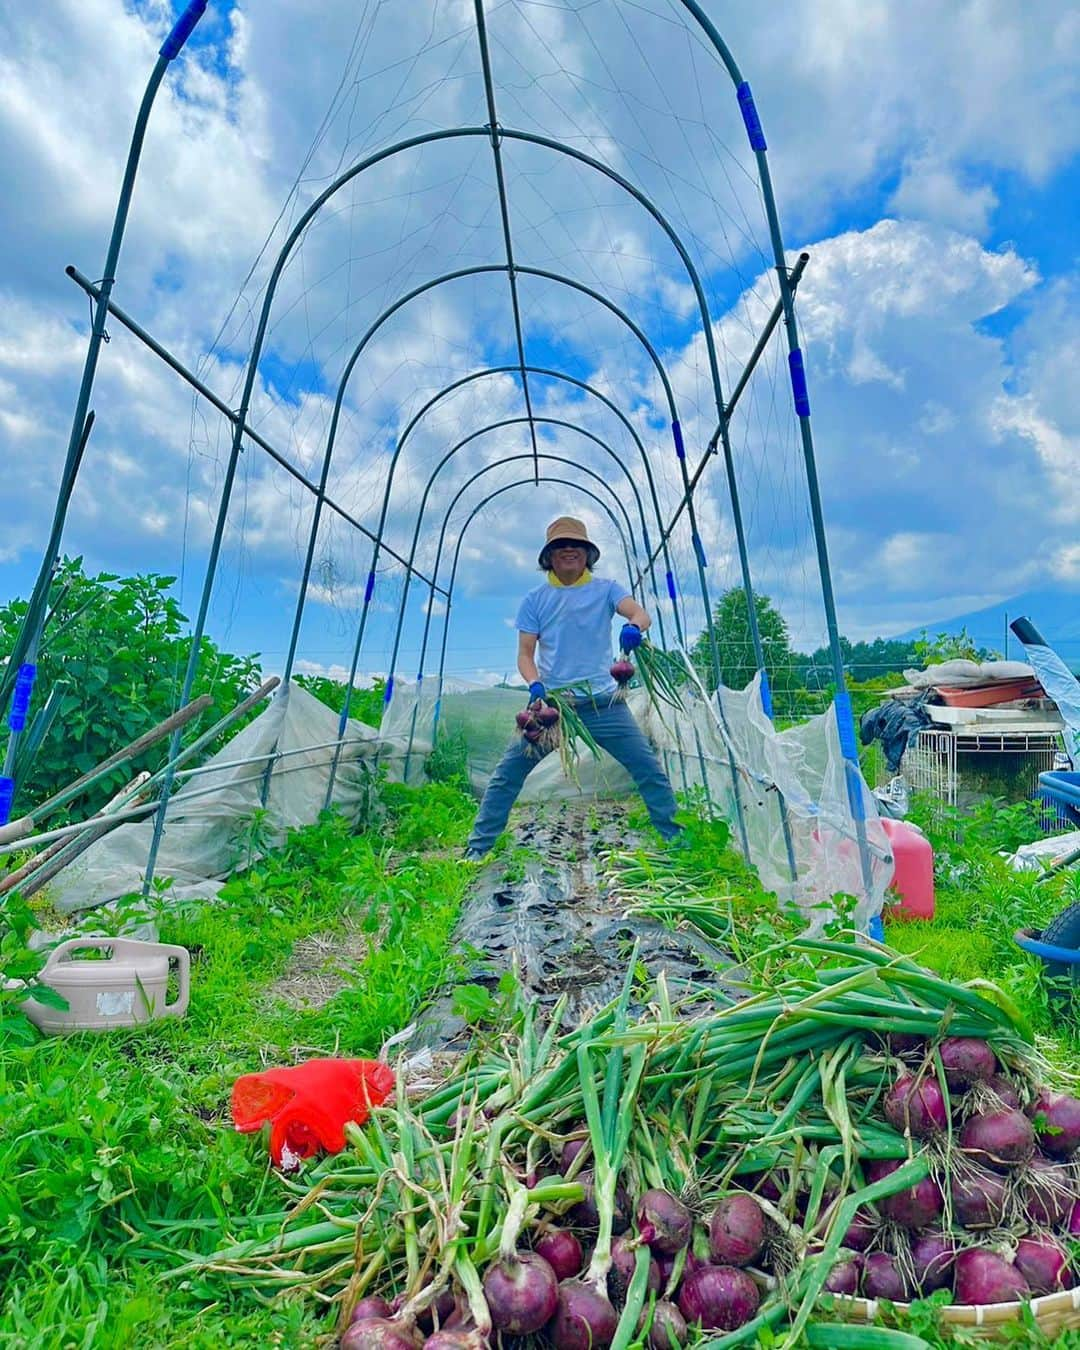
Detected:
left=839, top=1285, right=1080, bottom=1339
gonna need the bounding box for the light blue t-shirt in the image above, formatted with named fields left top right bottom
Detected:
left=515, top=576, right=629, bottom=696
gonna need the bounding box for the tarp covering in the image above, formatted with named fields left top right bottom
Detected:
left=47, top=684, right=380, bottom=913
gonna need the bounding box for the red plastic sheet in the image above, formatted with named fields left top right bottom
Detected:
left=231, top=1058, right=395, bottom=1166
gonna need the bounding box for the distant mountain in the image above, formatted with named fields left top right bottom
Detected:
left=890, top=588, right=1080, bottom=666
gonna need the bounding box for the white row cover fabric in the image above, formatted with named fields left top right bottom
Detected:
left=48, top=684, right=379, bottom=913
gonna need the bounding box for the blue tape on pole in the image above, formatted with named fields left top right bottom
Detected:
left=0, top=776, right=13, bottom=826
left=692, top=532, right=707, bottom=569
left=834, top=690, right=858, bottom=762
left=759, top=667, right=774, bottom=719
left=788, top=348, right=811, bottom=418
left=642, top=527, right=652, bottom=559
left=159, top=0, right=208, bottom=60
left=364, top=570, right=376, bottom=604
left=666, top=571, right=677, bottom=601
left=736, top=81, right=767, bottom=152
left=9, top=663, right=36, bottom=732
left=416, top=671, right=424, bottom=684
left=383, top=675, right=394, bottom=704
left=671, top=420, right=686, bottom=460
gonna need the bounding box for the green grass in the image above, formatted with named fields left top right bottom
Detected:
left=0, top=782, right=477, bottom=1348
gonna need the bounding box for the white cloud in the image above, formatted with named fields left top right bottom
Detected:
left=889, top=158, right=999, bottom=237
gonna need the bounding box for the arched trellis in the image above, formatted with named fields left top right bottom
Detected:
left=402, top=474, right=748, bottom=846
left=14, top=0, right=869, bottom=899
left=283, top=362, right=691, bottom=690
left=280, top=259, right=687, bottom=686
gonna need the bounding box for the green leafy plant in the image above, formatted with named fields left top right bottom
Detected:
left=0, top=558, right=262, bottom=815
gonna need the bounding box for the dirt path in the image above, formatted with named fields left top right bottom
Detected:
left=416, top=799, right=734, bottom=1048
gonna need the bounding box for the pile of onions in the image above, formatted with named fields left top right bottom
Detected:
left=338, top=1050, right=1080, bottom=1348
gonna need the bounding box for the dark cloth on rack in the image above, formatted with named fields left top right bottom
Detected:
left=859, top=694, right=933, bottom=773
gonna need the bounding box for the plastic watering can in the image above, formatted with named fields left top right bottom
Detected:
left=11, top=937, right=190, bottom=1034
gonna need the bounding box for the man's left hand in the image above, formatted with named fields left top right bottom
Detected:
left=619, top=623, right=643, bottom=652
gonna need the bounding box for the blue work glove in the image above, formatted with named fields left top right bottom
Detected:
left=619, top=623, right=643, bottom=653
left=528, top=681, right=547, bottom=705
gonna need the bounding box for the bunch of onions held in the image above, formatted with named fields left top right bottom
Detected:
left=515, top=701, right=560, bottom=756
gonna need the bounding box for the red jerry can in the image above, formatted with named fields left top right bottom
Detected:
left=880, top=817, right=935, bottom=921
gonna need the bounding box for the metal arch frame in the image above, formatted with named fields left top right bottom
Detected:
left=280, top=260, right=687, bottom=689
left=670, top=0, right=871, bottom=892
left=20, top=3, right=866, bottom=897
left=158, top=120, right=744, bottom=736
left=131, top=117, right=748, bottom=887
left=418, top=474, right=715, bottom=821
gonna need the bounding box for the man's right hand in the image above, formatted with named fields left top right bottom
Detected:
left=528, top=681, right=547, bottom=705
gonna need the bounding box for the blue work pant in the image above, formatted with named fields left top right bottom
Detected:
left=467, top=695, right=680, bottom=854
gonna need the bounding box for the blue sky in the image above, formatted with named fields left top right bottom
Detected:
left=1, top=0, right=1078, bottom=693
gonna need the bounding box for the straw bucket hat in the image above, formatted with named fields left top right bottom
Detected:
left=538, top=516, right=600, bottom=569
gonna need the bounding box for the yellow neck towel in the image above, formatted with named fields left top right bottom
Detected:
left=547, top=569, right=592, bottom=588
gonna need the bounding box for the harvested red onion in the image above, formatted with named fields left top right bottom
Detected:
left=536, top=704, right=560, bottom=727
left=647, top=1300, right=687, bottom=1350
left=1030, top=1090, right=1080, bottom=1159
left=568, top=1172, right=631, bottom=1233
left=535, top=1228, right=583, bottom=1281
left=560, top=1137, right=588, bottom=1172
left=351, top=1297, right=393, bottom=1324
left=951, top=1166, right=1009, bottom=1229
left=884, top=1074, right=948, bottom=1138
left=1071, top=1199, right=1080, bottom=1236
left=637, top=1189, right=693, bottom=1255
left=887, top=1033, right=925, bottom=1055
left=861, top=1253, right=910, bottom=1302
left=1014, top=1233, right=1071, bottom=1295
left=422, top=1335, right=477, bottom=1350
left=939, top=1037, right=997, bottom=1091
left=1020, top=1155, right=1077, bottom=1229
left=872, top=1161, right=944, bottom=1230
left=960, top=1108, right=1035, bottom=1170
left=415, top=1289, right=456, bottom=1333
left=839, top=1208, right=877, bottom=1252
left=824, top=1256, right=862, bottom=1295
left=984, top=1076, right=1022, bottom=1110
left=954, top=1248, right=1030, bottom=1305
left=677, top=1265, right=760, bottom=1331
left=516, top=710, right=536, bottom=730
left=482, top=1251, right=558, bottom=1334
left=910, top=1231, right=955, bottom=1294
left=340, top=1319, right=419, bottom=1350
left=549, top=1280, right=619, bottom=1350
left=707, top=1194, right=765, bottom=1267
left=610, top=660, right=635, bottom=686
left=608, top=1235, right=660, bottom=1306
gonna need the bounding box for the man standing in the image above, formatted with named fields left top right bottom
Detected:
left=464, top=516, right=682, bottom=859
